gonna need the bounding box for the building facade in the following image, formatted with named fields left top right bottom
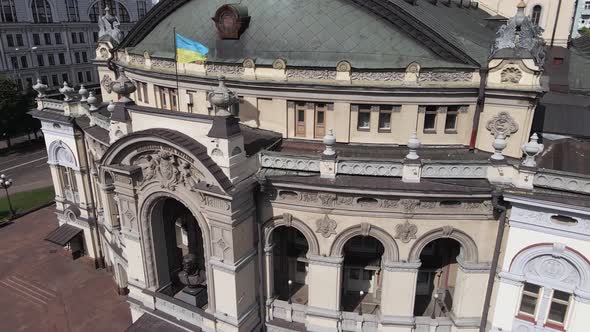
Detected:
left=572, top=0, right=590, bottom=38
left=30, top=1, right=590, bottom=332
left=477, top=0, right=576, bottom=47
left=0, top=0, right=153, bottom=91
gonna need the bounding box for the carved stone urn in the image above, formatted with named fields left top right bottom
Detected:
left=111, top=70, right=136, bottom=103
left=59, top=81, right=75, bottom=101
left=87, top=91, right=99, bottom=111
left=491, top=134, right=507, bottom=161
left=32, top=78, right=48, bottom=98
left=322, top=129, right=336, bottom=156
left=208, top=76, right=238, bottom=116
left=406, top=132, right=421, bottom=160
left=78, top=84, right=89, bottom=102
left=521, top=133, right=544, bottom=167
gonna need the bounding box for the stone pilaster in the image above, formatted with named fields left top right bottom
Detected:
left=305, top=255, right=343, bottom=332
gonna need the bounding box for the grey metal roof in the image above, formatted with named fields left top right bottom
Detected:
left=125, top=0, right=496, bottom=69
left=45, top=224, right=83, bottom=246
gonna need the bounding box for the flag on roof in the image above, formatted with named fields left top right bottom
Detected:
left=175, top=33, right=208, bottom=63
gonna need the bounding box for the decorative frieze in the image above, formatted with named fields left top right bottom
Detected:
left=260, top=155, right=320, bottom=172
left=418, top=71, right=473, bottom=82
left=286, top=69, right=336, bottom=80
left=421, top=164, right=487, bottom=178
left=151, top=58, right=175, bottom=70
left=534, top=171, right=590, bottom=195
left=199, top=193, right=231, bottom=211
left=206, top=64, right=244, bottom=76
left=350, top=71, right=405, bottom=81
left=128, top=55, right=145, bottom=66
left=337, top=161, right=402, bottom=176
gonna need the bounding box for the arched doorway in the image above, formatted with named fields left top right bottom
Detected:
left=150, top=197, right=208, bottom=309
left=413, top=238, right=461, bottom=317
left=271, top=226, right=309, bottom=304
left=341, top=235, right=384, bottom=314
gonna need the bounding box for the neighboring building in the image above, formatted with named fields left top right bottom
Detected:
left=477, top=0, right=576, bottom=47
left=572, top=0, right=590, bottom=38
left=0, top=0, right=153, bottom=91
left=29, top=1, right=589, bottom=332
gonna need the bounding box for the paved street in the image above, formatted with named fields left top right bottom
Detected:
left=0, top=206, right=132, bottom=332
left=0, top=142, right=52, bottom=196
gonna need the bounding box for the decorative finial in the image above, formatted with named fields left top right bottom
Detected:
left=32, top=78, right=48, bottom=98
left=78, top=84, right=88, bottom=102
left=107, top=100, right=116, bottom=113
left=521, top=133, right=544, bottom=167
left=208, top=76, right=238, bottom=117
left=406, top=132, right=421, bottom=160
left=110, top=69, right=136, bottom=104
left=515, top=0, right=526, bottom=27
left=491, top=133, right=507, bottom=161
left=322, top=129, right=336, bottom=157
left=87, top=91, right=99, bottom=111
left=59, top=81, right=75, bottom=102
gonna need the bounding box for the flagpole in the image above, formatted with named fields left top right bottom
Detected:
left=173, top=27, right=180, bottom=96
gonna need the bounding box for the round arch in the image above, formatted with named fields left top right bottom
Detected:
left=408, top=226, right=479, bottom=263
left=263, top=214, right=320, bottom=256
left=88, top=0, right=131, bottom=22
left=48, top=140, right=78, bottom=170
left=30, top=0, right=54, bottom=23
left=138, top=188, right=216, bottom=309
left=330, top=223, right=399, bottom=262
left=508, top=243, right=590, bottom=296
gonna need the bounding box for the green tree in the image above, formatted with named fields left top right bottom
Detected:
left=0, top=75, right=37, bottom=148
left=579, top=27, right=590, bottom=37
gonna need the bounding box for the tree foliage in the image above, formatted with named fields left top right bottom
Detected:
left=0, top=75, right=39, bottom=147
left=579, top=27, right=590, bottom=37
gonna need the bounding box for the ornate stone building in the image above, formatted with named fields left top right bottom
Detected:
left=30, top=1, right=590, bottom=332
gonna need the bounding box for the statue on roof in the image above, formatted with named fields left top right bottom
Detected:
left=98, top=6, right=124, bottom=44
left=490, top=0, right=546, bottom=69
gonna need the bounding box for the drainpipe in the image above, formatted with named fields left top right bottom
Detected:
left=550, top=0, right=564, bottom=48
left=255, top=183, right=267, bottom=332
left=479, top=191, right=509, bottom=332
left=469, top=67, right=488, bottom=150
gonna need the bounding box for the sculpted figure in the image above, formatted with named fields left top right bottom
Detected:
left=178, top=254, right=206, bottom=293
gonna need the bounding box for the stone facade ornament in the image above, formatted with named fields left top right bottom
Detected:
left=395, top=221, right=418, bottom=243
left=418, top=71, right=473, bottom=82
left=521, top=133, right=544, bottom=167
left=98, top=6, right=124, bottom=44
left=336, top=61, right=351, bottom=72
left=401, top=199, right=420, bottom=213
left=406, top=132, right=421, bottom=160
left=59, top=81, right=75, bottom=101
left=78, top=84, right=89, bottom=102
left=322, top=129, right=336, bottom=156
left=110, top=70, right=136, bottom=103
left=501, top=67, right=523, bottom=83
left=32, top=78, right=48, bottom=98
left=315, top=215, right=337, bottom=238
left=360, top=222, right=371, bottom=236
left=206, top=64, right=244, bottom=76
left=272, top=58, right=286, bottom=70
left=243, top=58, right=255, bottom=69
left=486, top=112, right=519, bottom=137
left=351, top=71, right=405, bottom=81
left=101, top=75, right=113, bottom=93
left=491, top=134, right=507, bottom=161
left=87, top=91, right=99, bottom=111
left=286, top=69, right=336, bottom=80
left=135, top=149, right=203, bottom=190
left=441, top=226, right=455, bottom=237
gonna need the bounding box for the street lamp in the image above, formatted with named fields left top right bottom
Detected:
left=431, top=292, right=439, bottom=319
left=359, top=290, right=364, bottom=316
left=0, top=174, right=15, bottom=218
left=287, top=279, right=293, bottom=304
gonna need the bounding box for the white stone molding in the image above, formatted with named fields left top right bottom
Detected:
left=263, top=214, right=320, bottom=256
left=260, top=154, right=320, bottom=172
left=508, top=204, right=590, bottom=241
left=306, top=254, right=344, bottom=267
left=505, top=243, right=590, bottom=302
left=337, top=160, right=402, bottom=176
left=534, top=170, right=590, bottom=195
left=48, top=140, right=79, bottom=170
left=382, top=261, right=421, bottom=272
left=329, top=223, right=399, bottom=262
left=408, top=226, right=479, bottom=263
left=421, top=163, right=487, bottom=178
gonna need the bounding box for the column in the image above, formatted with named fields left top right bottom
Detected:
left=305, top=254, right=343, bottom=332
left=451, top=259, right=491, bottom=331
left=489, top=273, right=523, bottom=332
left=264, top=244, right=275, bottom=304
left=567, top=297, right=590, bottom=331
left=380, top=261, right=421, bottom=332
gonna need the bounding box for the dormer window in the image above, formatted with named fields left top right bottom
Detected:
left=212, top=5, right=250, bottom=39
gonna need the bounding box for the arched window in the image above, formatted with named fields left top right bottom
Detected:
left=531, top=5, right=542, bottom=26
left=65, top=0, right=80, bottom=22
left=31, top=0, right=53, bottom=23
left=0, top=0, right=17, bottom=22
left=89, top=0, right=130, bottom=23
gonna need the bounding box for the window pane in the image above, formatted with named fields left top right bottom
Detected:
left=424, top=113, right=436, bottom=130
left=358, top=112, right=370, bottom=129
left=379, top=111, right=391, bottom=129
left=349, top=269, right=360, bottom=280
left=316, top=111, right=324, bottom=124
left=445, top=112, right=457, bottom=130
left=519, top=294, right=538, bottom=315
left=524, top=283, right=541, bottom=293
left=363, top=270, right=373, bottom=281
left=297, top=110, right=305, bottom=122
left=548, top=302, right=568, bottom=323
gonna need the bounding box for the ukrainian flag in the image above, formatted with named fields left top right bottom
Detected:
left=175, top=33, right=208, bottom=63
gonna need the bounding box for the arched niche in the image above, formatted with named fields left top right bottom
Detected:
left=263, top=214, right=320, bottom=256
left=330, top=223, right=399, bottom=263
left=48, top=140, right=78, bottom=170
left=408, top=226, right=479, bottom=263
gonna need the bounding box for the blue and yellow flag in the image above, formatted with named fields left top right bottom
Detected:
left=175, top=33, right=208, bottom=63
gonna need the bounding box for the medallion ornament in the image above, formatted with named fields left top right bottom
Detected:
left=395, top=221, right=418, bottom=243
left=315, top=215, right=337, bottom=238
left=501, top=67, right=523, bottom=83
left=135, top=149, right=203, bottom=190
left=486, top=112, right=519, bottom=137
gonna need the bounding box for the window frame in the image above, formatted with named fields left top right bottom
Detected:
left=55, top=33, right=62, bottom=45
left=65, top=0, right=80, bottom=22
left=0, top=0, right=17, bottom=23
left=546, top=289, right=571, bottom=328
left=48, top=53, right=55, bottom=66
left=31, top=0, right=53, bottom=23
left=43, top=32, right=52, bottom=45
left=531, top=5, right=542, bottom=26
left=15, top=34, right=23, bottom=47
left=37, top=54, right=44, bottom=67
left=444, top=106, right=459, bottom=133
left=378, top=107, right=392, bottom=132
left=423, top=105, right=437, bottom=133
left=20, top=56, right=28, bottom=69
left=356, top=105, right=371, bottom=131
left=85, top=71, right=92, bottom=83
left=33, top=33, right=41, bottom=46
left=517, top=282, right=541, bottom=322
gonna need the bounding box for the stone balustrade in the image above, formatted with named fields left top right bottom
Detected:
left=534, top=169, right=590, bottom=195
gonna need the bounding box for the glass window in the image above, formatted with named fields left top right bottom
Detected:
left=33, top=34, right=41, bottom=46
left=357, top=105, right=371, bottom=130
left=74, top=52, right=80, bottom=64
left=547, top=290, right=570, bottom=325
left=586, top=1, right=590, bottom=10
left=15, top=34, right=23, bottom=47
left=51, top=74, right=58, bottom=87
left=37, top=54, right=44, bottom=67
left=71, top=32, right=77, bottom=44
left=77, top=71, right=83, bottom=83
left=137, top=0, right=147, bottom=19
left=136, top=81, right=143, bottom=101
left=6, top=34, right=13, bottom=47
left=20, top=56, right=28, bottom=68
left=296, top=261, right=306, bottom=273
left=0, top=0, right=17, bottom=23
left=58, top=53, right=66, bottom=64
left=316, top=110, right=325, bottom=124
left=62, top=73, right=69, bottom=83
left=89, top=1, right=130, bottom=23
left=93, top=31, right=99, bottom=43
left=445, top=106, right=458, bottom=131
left=48, top=54, right=55, bottom=66
left=423, top=106, right=437, bottom=132
left=378, top=110, right=391, bottom=130
left=362, top=270, right=373, bottom=281
left=82, top=52, right=88, bottom=63
left=78, top=32, right=85, bottom=44
left=349, top=269, right=360, bottom=280
left=531, top=5, right=542, bottom=26
left=31, top=0, right=53, bottom=23
left=85, top=71, right=92, bottom=82
left=519, top=283, right=541, bottom=317
left=10, top=56, right=18, bottom=69
left=41, top=75, right=48, bottom=85
left=142, top=82, right=148, bottom=103
left=55, top=33, right=62, bottom=44
left=65, top=0, right=80, bottom=22
left=44, top=33, right=51, bottom=45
